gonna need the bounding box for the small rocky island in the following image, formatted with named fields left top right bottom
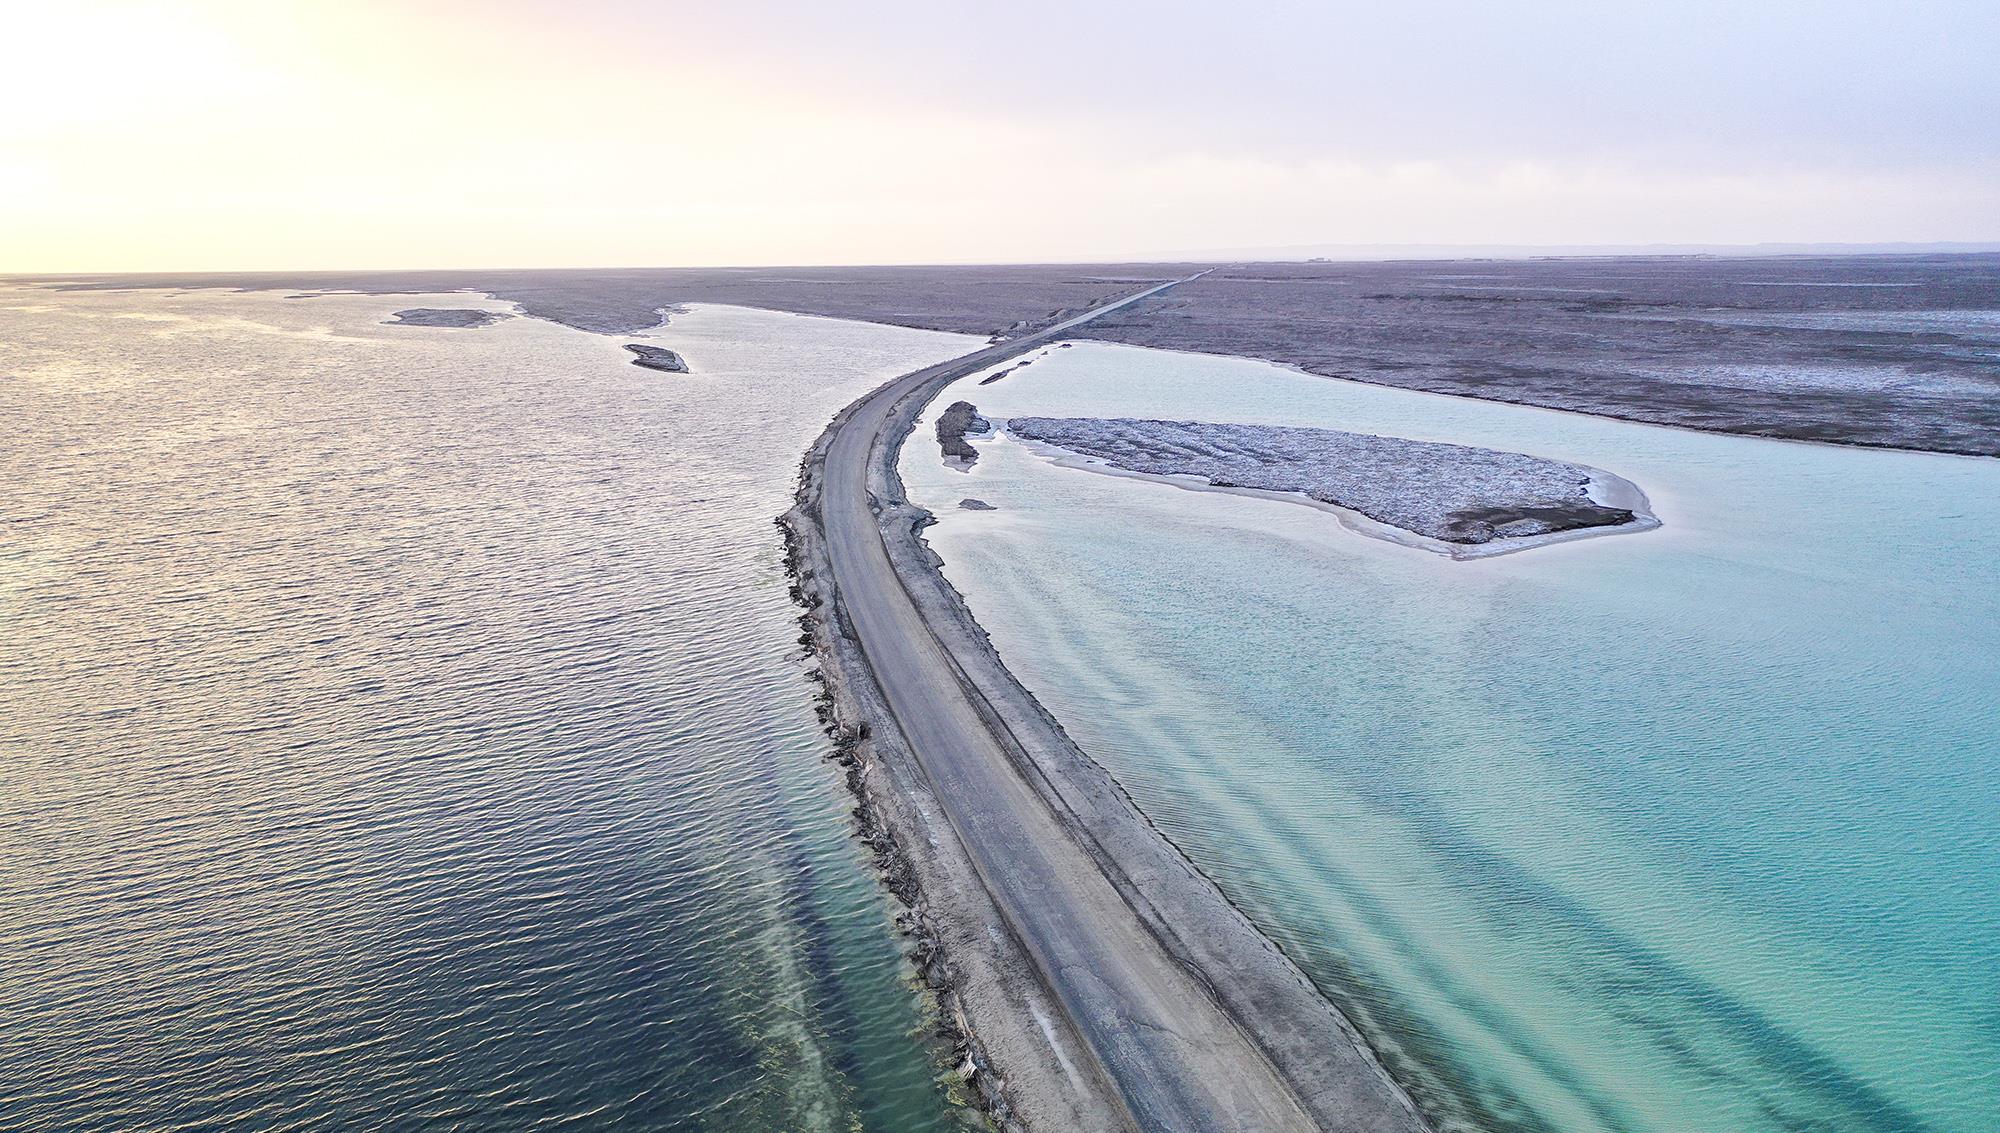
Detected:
left=935, top=401, right=992, bottom=467
left=1007, top=416, right=1653, bottom=552
left=386, top=308, right=508, bottom=328
left=624, top=344, right=689, bottom=373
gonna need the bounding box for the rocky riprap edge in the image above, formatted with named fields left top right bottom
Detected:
left=778, top=446, right=1018, bottom=1132
left=778, top=382, right=1147, bottom=1132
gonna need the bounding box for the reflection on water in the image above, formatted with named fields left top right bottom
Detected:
left=905, top=342, right=2000, bottom=1133
left=0, top=289, right=976, bottom=1132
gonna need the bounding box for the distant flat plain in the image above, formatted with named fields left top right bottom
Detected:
left=25, top=253, right=2000, bottom=455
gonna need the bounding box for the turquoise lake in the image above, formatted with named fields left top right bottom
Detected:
left=905, top=341, right=2000, bottom=1133
left=5, top=283, right=1994, bottom=1133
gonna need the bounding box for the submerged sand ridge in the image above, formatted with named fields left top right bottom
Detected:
left=1006, top=415, right=1657, bottom=556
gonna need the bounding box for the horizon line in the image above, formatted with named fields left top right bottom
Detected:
left=9, top=240, right=2000, bottom=279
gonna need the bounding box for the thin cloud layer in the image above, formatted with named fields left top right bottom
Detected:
left=3, top=0, right=1994, bottom=270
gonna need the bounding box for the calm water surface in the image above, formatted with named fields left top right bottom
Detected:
left=0, top=289, right=978, bottom=1131
left=906, top=342, right=2000, bottom=1133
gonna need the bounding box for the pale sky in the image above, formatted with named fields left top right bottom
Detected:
left=3, top=0, right=1996, bottom=271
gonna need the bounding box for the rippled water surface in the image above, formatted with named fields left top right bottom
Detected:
left=905, top=342, right=2000, bottom=1133
left=0, top=289, right=979, bottom=1131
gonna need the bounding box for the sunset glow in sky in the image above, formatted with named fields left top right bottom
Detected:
left=4, top=0, right=1996, bottom=271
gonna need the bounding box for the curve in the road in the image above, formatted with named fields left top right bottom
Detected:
left=796, top=275, right=1431, bottom=1132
